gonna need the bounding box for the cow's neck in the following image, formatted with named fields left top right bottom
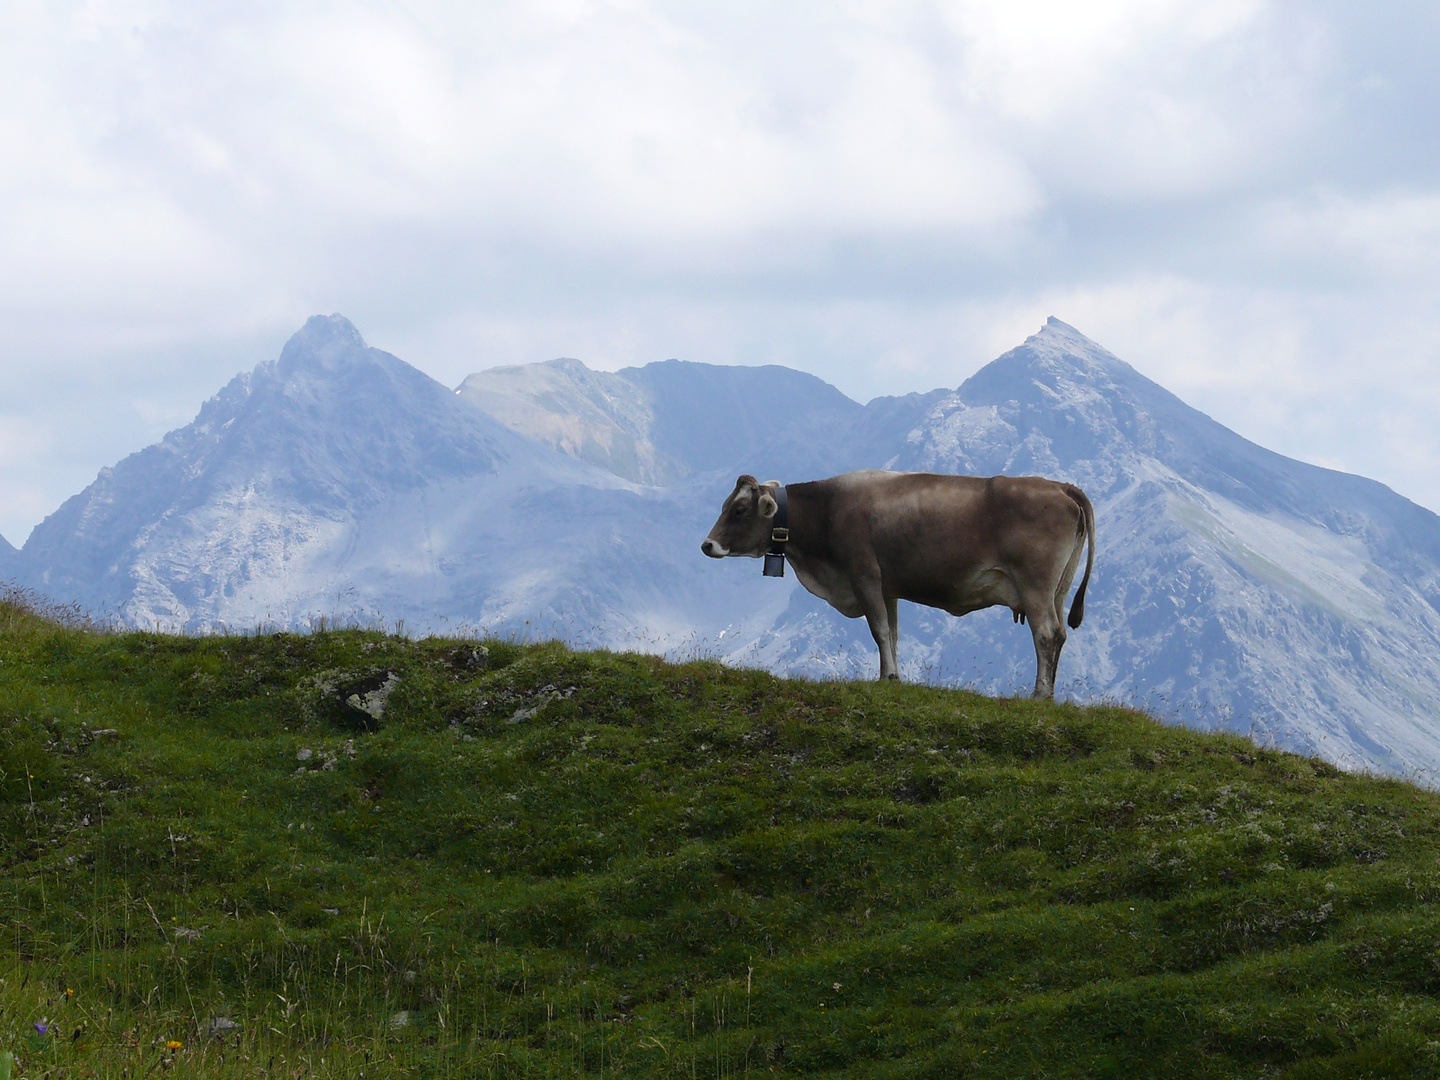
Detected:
left=777, top=480, right=825, bottom=562
left=774, top=480, right=855, bottom=609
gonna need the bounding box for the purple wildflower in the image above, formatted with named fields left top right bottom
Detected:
left=35, top=1020, right=49, bottom=1035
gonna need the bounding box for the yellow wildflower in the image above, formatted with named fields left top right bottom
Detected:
left=166, top=1040, right=183, bottom=1051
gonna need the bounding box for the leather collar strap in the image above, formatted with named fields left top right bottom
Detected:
left=763, top=483, right=789, bottom=577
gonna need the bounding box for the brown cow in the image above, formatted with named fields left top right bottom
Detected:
left=701, top=470, right=1095, bottom=698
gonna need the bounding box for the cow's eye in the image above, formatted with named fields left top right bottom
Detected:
left=733, top=502, right=749, bottom=516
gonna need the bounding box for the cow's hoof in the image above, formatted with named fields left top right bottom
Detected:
left=883, top=672, right=900, bottom=682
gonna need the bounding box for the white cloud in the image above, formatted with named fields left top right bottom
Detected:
left=1258, top=189, right=1440, bottom=278
left=1, top=0, right=1439, bottom=542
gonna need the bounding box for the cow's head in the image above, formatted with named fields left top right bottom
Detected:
left=701, top=475, right=779, bottom=558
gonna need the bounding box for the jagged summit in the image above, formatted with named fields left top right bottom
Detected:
left=275, top=313, right=377, bottom=378
left=965, top=317, right=1150, bottom=405
left=1026, top=316, right=1124, bottom=364
left=280, top=312, right=365, bottom=355
left=891, top=318, right=1179, bottom=486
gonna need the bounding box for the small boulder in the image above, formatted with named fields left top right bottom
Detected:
left=505, top=684, right=576, bottom=725
left=336, top=671, right=400, bottom=731
left=446, top=644, right=489, bottom=672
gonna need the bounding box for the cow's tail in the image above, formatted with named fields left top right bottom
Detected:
left=1062, top=484, right=1095, bottom=630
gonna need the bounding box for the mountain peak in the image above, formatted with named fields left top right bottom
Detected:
left=543, top=357, right=589, bottom=372
left=1018, top=317, right=1123, bottom=373
left=277, top=314, right=369, bottom=375
left=959, top=318, right=1131, bottom=411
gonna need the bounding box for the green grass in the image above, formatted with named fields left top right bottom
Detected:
left=4, top=587, right=1440, bottom=1077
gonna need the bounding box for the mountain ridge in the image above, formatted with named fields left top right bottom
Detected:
left=915, top=320, right=1440, bottom=563
left=10, top=314, right=1440, bottom=780
left=21, top=315, right=651, bottom=628
left=456, top=354, right=865, bottom=486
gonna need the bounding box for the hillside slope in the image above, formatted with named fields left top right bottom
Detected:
left=6, top=609, right=1440, bottom=1077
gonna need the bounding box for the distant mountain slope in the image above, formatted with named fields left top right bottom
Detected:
left=457, top=357, right=862, bottom=485
left=455, top=359, right=671, bottom=484
left=620, top=359, right=863, bottom=481
left=14, top=315, right=1440, bottom=779
left=0, top=532, right=16, bottom=581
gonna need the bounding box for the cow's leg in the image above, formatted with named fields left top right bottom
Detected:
left=1025, top=597, right=1067, bottom=699
left=885, top=596, right=900, bottom=678
left=857, top=583, right=900, bottom=681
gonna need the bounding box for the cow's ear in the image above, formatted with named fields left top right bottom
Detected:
left=759, top=492, right=778, bottom=518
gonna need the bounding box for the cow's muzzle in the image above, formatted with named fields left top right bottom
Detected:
left=701, top=539, right=727, bottom=558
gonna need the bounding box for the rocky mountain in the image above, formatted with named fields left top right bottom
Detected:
left=16, top=316, right=790, bottom=644
left=10, top=314, right=1440, bottom=780
left=456, top=359, right=672, bottom=484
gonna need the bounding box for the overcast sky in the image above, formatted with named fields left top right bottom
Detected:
left=3, top=0, right=1439, bottom=546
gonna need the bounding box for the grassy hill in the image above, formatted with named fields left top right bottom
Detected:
left=4, top=590, right=1440, bottom=1078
